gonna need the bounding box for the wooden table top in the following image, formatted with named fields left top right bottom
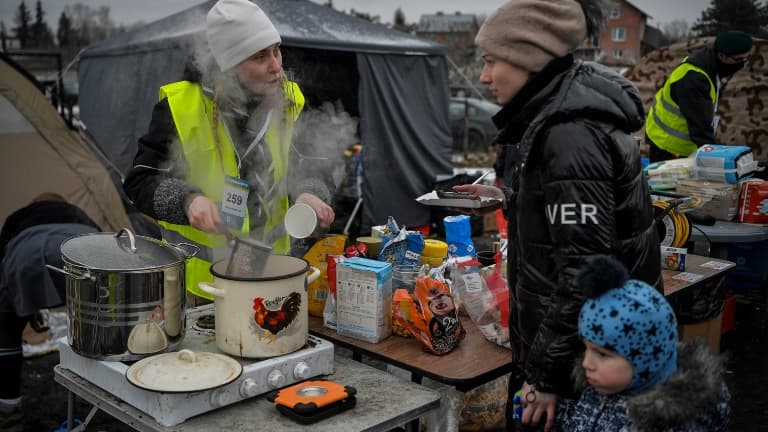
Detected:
left=310, top=315, right=513, bottom=392
left=662, top=254, right=735, bottom=297
left=309, top=254, right=733, bottom=393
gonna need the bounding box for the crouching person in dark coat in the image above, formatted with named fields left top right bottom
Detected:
left=555, top=256, right=730, bottom=431
left=0, top=194, right=100, bottom=432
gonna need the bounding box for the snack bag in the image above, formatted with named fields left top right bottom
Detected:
left=444, top=215, right=475, bottom=257
left=378, top=216, right=425, bottom=265
left=393, top=276, right=465, bottom=355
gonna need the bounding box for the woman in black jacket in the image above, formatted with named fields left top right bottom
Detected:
left=454, top=1, right=661, bottom=430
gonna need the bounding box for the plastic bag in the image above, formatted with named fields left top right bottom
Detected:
left=322, top=255, right=345, bottom=330
left=458, top=373, right=510, bottom=431
left=393, top=275, right=465, bottom=355
left=444, top=215, right=476, bottom=257
left=452, top=257, right=509, bottom=349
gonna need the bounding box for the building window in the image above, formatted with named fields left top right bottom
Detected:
left=609, top=6, right=620, bottom=19
left=612, top=27, right=626, bottom=42
left=613, top=49, right=624, bottom=59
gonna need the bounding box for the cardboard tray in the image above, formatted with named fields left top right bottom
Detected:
left=416, top=191, right=502, bottom=209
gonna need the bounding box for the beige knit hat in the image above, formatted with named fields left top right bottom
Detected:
left=206, top=0, right=281, bottom=72
left=475, top=0, right=587, bottom=72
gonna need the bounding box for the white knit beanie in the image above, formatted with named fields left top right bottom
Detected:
left=206, top=0, right=281, bottom=72
left=475, top=0, right=587, bottom=73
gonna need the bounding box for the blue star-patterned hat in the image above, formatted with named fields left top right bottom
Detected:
left=578, top=256, right=678, bottom=395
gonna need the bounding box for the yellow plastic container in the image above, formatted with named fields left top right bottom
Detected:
left=421, top=239, right=448, bottom=267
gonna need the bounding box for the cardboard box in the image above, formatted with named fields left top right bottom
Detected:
left=661, top=246, right=687, bottom=271
left=336, top=257, right=393, bottom=343
left=483, top=211, right=497, bottom=233
left=676, top=179, right=739, bottom=221
left=679, top=312, right=722, bottom=353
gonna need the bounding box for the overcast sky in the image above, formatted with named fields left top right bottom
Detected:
left=0, top=0, right=712, bottom=32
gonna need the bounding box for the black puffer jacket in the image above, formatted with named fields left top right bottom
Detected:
left=497, top=57, right=662, bottom=396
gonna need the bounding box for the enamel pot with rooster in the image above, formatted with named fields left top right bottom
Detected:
left=199, top=255, right=319, bottom=358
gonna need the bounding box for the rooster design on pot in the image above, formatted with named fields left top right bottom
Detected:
left=252, top=292, right=302, bottom=343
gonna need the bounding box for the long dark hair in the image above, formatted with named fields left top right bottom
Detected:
left=575, top=0, right=607, bottom=44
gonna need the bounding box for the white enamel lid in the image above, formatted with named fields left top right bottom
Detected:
left=126, top=349, right=242, bottom=393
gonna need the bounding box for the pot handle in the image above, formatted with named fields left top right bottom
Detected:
left=198, top=282, right=225, bottom=298
left=115, top=228, right=137, bottom=253
left=307, top=266, right=320, bottom=284
left=45, top=264, right=92, bottom=281
left=174, top=242, right=200, bottom=259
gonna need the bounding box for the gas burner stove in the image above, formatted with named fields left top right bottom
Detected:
left=190, top=312, right=216, bottom=336
left=58, top=304, right=335, bottom=427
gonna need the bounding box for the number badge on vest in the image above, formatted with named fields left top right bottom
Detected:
left=222, top=175, right=251, bottom=230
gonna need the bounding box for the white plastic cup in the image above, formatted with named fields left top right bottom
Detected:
left=284, top=203, right=317, bottom=238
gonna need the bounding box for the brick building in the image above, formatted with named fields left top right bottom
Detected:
left=599, top=0, right=666, bottom=69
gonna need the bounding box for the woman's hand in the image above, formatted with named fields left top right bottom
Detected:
left=185, top=194, right=224, bottom=234
left=296, top=193, right=335, bottom=228
left=520, top=382, right=558, bottom=432
left=449, top=184, right=506, bottom=215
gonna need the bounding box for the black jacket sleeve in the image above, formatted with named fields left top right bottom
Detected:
left=123, top=99, right=200, bottom=225
left=670, top=71, right=716, bottom=147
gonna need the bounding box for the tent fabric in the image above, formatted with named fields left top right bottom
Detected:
left=624, top=37, right=768, bottom=162
left=81, top=0, right=445, bottom=57
left=0, top=56, right=134, bottom=232
left=357, top=53, right=452, bottom=228
left=78, top=0, right=453, bottom=230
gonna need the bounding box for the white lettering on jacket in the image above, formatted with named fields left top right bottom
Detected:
left=546, top=204, right=598, bottom=224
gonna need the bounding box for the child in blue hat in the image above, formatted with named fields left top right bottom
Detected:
left=555, top=256, right=730, bottom=431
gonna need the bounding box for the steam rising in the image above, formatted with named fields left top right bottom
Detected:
left=181, top=32, right=358, bottom=216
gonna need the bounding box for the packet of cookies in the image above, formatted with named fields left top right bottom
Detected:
left=393, top=275, right=465, bottom=355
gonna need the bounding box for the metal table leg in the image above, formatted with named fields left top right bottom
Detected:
left=67, top=391, right=74, bottom=432
left=405, top=373, right=424, bottom=432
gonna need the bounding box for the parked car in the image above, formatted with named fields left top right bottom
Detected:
left=449, top=97, right=501, bottom=151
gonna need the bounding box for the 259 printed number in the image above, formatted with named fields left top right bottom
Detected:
left=225, top=193, right=243, bottom=205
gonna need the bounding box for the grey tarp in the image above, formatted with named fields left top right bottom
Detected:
left=77, top=0, right=453, bottom=231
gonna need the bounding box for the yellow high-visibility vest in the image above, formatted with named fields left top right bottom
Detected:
left=645, top=60, right=717, bottom=157
left=157, top=80, right=304, bottom=299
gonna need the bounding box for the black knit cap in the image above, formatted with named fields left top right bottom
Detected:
left=714, top=31, right=753, bottom=55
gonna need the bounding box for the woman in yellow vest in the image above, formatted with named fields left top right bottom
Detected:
left=645, top=31, right=752, bottom=162
left=123, top=0, right=336, bottom=302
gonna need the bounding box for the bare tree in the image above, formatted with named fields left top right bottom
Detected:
left=661, top=19, right=693, bottom=43
left=62, top=3, right=119, bottom=47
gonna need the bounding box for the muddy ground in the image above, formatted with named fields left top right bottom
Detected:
left=16, top=276, right=768, bottom=431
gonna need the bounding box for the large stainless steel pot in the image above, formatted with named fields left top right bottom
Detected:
left=47, top=228, right=198, bottom=361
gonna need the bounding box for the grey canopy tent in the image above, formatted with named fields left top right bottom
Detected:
left=77, top=0, right=453, bottom=232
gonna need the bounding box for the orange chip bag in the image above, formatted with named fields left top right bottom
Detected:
left=393, top=276, right=465, bottom=355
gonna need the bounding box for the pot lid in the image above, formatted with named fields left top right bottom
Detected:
left=126, top=349, right=242, bottom=393
left=61, top=228, right=190, bottom=271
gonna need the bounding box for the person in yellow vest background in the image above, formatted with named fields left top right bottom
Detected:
left=645, top=30, right=753, bottom=162
left=123, top=0, right=336, bottom=304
